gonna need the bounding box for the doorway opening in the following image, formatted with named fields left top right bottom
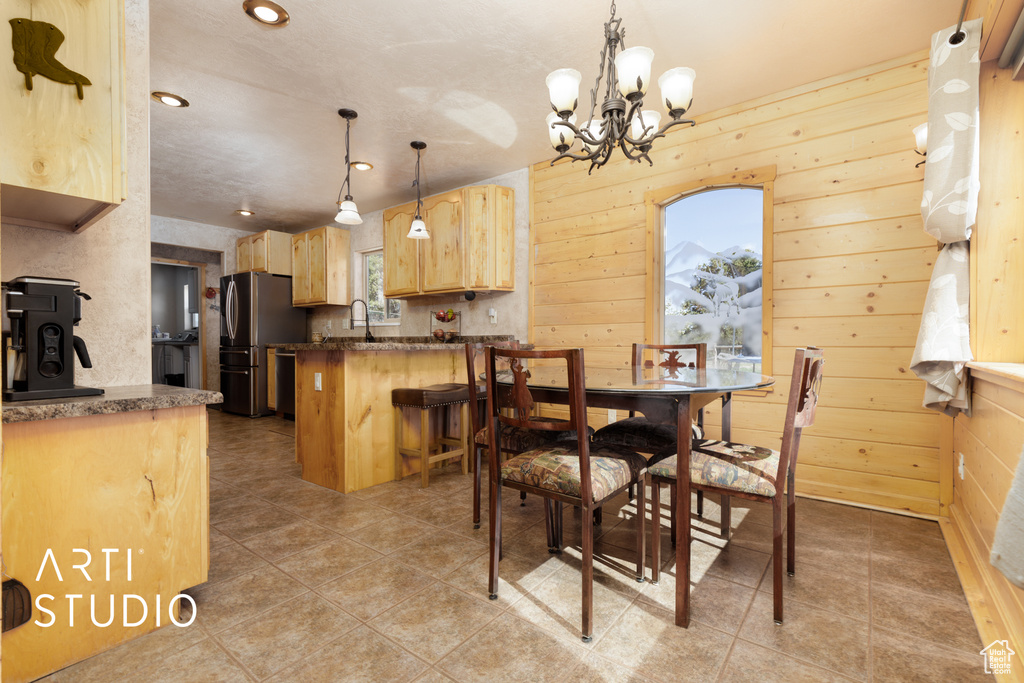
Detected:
left=151, top=259, right=205, bottom=388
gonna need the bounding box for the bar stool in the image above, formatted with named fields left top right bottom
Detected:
left=392, top=383, right=471, bottom=488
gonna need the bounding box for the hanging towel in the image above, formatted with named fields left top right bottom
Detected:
left=911, top=19, right=981, bottom=416
left=910, top=242, right=972, bottom=416
left=992, top=447, right=1024, bottom=589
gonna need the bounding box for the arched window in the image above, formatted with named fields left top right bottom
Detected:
left=646, top=167, right=774, bottom=376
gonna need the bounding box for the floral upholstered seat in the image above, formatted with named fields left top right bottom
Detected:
left=501, top=443, right=647, bottom=502
left=648, top=440, right=780, bottom=497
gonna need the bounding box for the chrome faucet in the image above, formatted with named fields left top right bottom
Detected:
left=350, top=299, right=376, bottom=343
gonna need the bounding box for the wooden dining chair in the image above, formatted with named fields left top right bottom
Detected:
left=647, top=346, right=824, bottom=625
left=484, top=346, right=647, bottom=642
left=592, top=343, right=727, bottom=528
left=466, top=341, right=578, bottom=528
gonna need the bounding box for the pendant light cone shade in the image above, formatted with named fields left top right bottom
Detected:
left=407, top=218, right=429, bottom=239
left=913, top=122, right=928, bottom=154
left=547, top=112, right=577, bottom=151
left=614, top=46, right=654, bottom=100
left=334, top=109, right=362, bottom=225
left=336, top=199, right=362, bottom=224
left=658, top=67, right=695, bottom=116
left=546, top=68, right=582, bottom=116
left=406, top=141, right=430, bottom=239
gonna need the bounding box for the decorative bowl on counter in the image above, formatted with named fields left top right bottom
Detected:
left=429, top=310, right=461, bottom=343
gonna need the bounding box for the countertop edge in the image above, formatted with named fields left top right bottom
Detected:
left=271, top=335, right=516, bottom=352
left=2, top=386, right=224, bottom=424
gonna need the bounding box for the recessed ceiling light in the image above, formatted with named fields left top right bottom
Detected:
left=151, top=91, right=189, bottom=107
left=234, top=209, right=255, bottom=216
left=243, top=0, right=290, bottom=26
left=350, top=161, right=373, bottom=171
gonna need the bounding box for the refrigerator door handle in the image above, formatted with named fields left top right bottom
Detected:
left=227, top=279, right=239, bottom=341
left=221, top=368, right=250, bottom=375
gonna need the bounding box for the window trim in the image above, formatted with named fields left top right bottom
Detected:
left=355, top=247, right=401, bottom=327
left=645, top=165, right=776, bottom=382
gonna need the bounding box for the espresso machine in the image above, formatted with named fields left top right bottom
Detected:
left=3, top=277, right=103, bottom=401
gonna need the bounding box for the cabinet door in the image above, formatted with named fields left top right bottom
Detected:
left=250, top=232, right=269, bottom=272
left=464, top=186, right=490, bottom=290
left=308, top=227, right=327, bottom=304
left=421, top=190, right=465, bottom=292
left=237, top=236, right=252, bottom=273
left=291, top=233, right=310, bottom=305
left=267, top=348, right=277, bottom=410
left=383, top=205, right=420, bottom=296
left=493, top=186, right=515, bottom=290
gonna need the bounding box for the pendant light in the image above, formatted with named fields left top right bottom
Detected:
left=334, top=108, right=362, bottom=225
left=406, top=141, right=429, bottom=239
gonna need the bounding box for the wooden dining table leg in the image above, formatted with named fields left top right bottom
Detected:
left=675, top=398, right=692, bottom=628
left=719, top=392, right=733, bottom=539
left=650, top=474, right=661, bottom=583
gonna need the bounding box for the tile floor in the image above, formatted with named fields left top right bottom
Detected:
left=43, top=410, right=989, bottom=682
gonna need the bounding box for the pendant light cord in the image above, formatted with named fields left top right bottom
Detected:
left=413, top=147, right=423, bottom=219
left=337, top=118, right=353, bottom=202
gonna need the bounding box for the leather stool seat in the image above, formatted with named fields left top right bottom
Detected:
left=392, top=383, right=471, bottom=488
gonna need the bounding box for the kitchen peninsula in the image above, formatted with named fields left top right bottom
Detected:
left=1, top=385, right=222, bottom=683
left=275, top=337, right=514, bottom=493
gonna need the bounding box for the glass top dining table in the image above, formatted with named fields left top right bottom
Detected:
left=494, top=360, right=775, bottom=628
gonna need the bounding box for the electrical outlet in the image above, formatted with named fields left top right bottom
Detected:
left=958, top=453, right=964, bottom=480
left=314, top=372, right=322, bottom=392
left=488, top=307, right=497, bottom=324
left=325, top=320, right=332, bottom=334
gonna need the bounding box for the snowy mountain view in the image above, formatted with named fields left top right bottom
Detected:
left=663, top=188, right=763, bottom=371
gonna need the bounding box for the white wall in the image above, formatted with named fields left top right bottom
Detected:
left=309, top=167, right=531, bottom=341
left=0, top=0, right=151, bottom=388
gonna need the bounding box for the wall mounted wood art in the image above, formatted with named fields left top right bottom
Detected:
left=9, top=17, right=91, bottom=99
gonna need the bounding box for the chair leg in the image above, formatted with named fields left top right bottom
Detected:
left=669, top=483, right=677, bottom=548
left=554, top=501, right=564, bottom=552
left=393, top=406, right=404, bottom=481
left=472, top=445, right=482, bottom=529
left=650, top=475, right=661, bottom=584
left=460, top=403, right=470, bottom=475
left=581, top=502, right=594, bottom=642
left=773, top=501, right=784, bottom=624
left=594, top=507, right=603, bottom=526
left=720, top=495, right=732, bottom=539
left=787, top=469, right=796, bottom=576
left=635, top=479, right=646, bottom=583
left=696, top=490, right=703, bottom=517
left=544, top=499, right=555, bottom=551
left=520, top=490, right=527, bottom=506
left=420, top=407, right=430, bottom=488
left=488, top=480, right=502, bottom=599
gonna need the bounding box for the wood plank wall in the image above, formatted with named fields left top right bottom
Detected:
left=530, top=50, right=943, bottom=516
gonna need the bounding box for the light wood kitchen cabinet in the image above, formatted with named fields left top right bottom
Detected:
left=267, top=348, right=277, bottom=410
left=382, top=184, right=515, bottom=297
left=291, top=226, right=351, bottom=306
left=0, top=0, right=125, bottom=232
left=236, top=230, right=292, bottom=275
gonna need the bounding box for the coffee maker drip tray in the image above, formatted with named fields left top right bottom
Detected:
left=3, top=385, right=104, bottom=402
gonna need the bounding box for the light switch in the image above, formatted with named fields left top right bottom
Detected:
left=488, top=307, right=497, bottom=324
left=315, top=373, right=322, bottom=391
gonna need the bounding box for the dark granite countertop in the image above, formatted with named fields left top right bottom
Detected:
left=2, top=385, right=223, bottom=424
left=270, top=335, right=515, bottom=352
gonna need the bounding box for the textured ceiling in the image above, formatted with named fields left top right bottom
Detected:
left=149, top=0, right=962, bottom=234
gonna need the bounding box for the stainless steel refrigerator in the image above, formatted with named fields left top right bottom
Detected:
left=220, top=272, right=305, bottom=417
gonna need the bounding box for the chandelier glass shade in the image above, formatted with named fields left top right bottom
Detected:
left=406, top=141, right=430, bottom=239
left=545, top=0, right=696, bottom=173
left=334, top=109, right=363, bottom=225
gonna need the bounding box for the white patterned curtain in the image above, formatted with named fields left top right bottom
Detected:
left=910, top=18, right=982, bottom=417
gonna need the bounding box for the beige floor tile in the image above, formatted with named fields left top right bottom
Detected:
left=394, top=529, right=488, bottom=579
left=719, top=639, right=860, bottom=682
left=738, top=592, right=870, bottom=681
left=210, top=493, right=276, bottom=525
left=563, top=652, right=659, bottom=683
left=129, top=638, right=251, bottom=682
left=318, top=558, right=436, bottom=621
left=443, top=546, right=563, bottom=608
left=688, top=536, right=771, bottom=588
left=275, top=536, right=385, bottom=587
left=756, top=558, right=870, bottom=622
left=217, top=592, right=359, bottom=679
left=411, top=669, right=459, bottom=683
left=187, top=567, right=308, bottom=634
left=345, top=514, right=445, bottom=554
left=240, top=519, right=341, bottom=561
left=303, top=497, right=390, bottom=533
left=640, top=571, right=756, bottom=635
left=403, top=497, right=477, bottom=529
left=438, top=612, right=587, bottom=682
left=266, top=624, right=428, bottom=682
left=871, top=626, right=991, bottom=682
left=870, top=525, right=953, bottom=566
left=214, top=503, right=305, bottom=541
left=871, top=552, right=965, bottom=601
left=206, top=540, right=271, bottom=585
left=592, top=601, right=733, bottom=682
left=871, top=583, right=982, bottom=654
left=369, top=582, right=501, bottom=663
